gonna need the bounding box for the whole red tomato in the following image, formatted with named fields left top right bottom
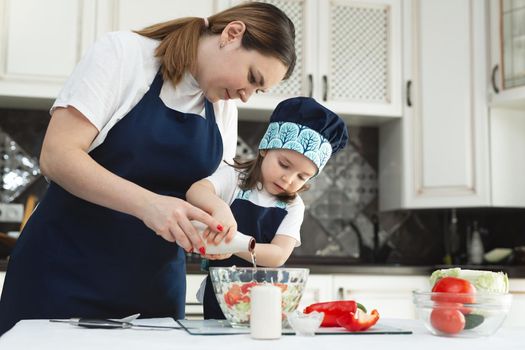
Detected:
left=431, top=277, right=476, bottom=305
left=430, top=307, right=466, bottom=334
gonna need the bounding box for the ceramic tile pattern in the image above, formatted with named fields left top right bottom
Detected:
left=0, top=128, right=40, bottom=202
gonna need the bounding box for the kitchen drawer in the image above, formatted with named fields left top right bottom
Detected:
left=506, top=278, right=525, bottom=327
left=333, top=275, right=429, bottom=319
left=186, top=274, right=205, bottom=319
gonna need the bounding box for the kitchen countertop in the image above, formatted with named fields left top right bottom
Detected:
left=2, top=258, right=525, bottom=277
left=186, top=261, right=525, bottom=277
left=0, top=318, right=521, bottom=349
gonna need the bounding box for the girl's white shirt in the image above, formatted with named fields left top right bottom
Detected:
left=206, top=165, right=304, bottom=247
left=51, top=31, right=238, bottom=161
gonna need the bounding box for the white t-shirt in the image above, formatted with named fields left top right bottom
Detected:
left=206, top=165, right=304, bottom=247
left=51, top=31, right=238, bottom=160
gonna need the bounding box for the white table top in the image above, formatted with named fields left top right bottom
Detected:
left=0, top=318, right=522, bottom=350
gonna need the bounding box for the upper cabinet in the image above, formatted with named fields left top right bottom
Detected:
left=95, top=0, right=221, bottom=34
left=0, top=0, right=222, bottom=108
left=0, top=0, right=96, bottom=106
left=233, top=0, right=402, bottom=123
left=379, top=0, right=491, bottom=210
left=489, top=0, right=525, bottom=108
left=490, top=108, right=525, bottom=207
left=1, top=0, right=403, bottom=122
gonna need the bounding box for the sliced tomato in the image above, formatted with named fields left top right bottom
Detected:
left=240, top=282, right=258, bottom=294
left=224, top=284, right=243, bottom=307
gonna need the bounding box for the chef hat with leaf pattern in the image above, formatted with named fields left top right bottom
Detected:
left=258, top=97, right=348, bottom=174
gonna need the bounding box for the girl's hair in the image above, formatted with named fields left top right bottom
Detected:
left=134, top=2, right=296, bottom=87
left=228, top=153, right=310, bottom=203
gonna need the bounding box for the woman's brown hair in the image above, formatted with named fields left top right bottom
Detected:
left=228, top=153, right=310, bottom=203
left=135, top=2, right=296, bottom=87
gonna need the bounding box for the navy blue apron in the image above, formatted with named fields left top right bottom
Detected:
left=203, top=190, right=287, bottom=319
left=0, top=71, right=223, bottom=335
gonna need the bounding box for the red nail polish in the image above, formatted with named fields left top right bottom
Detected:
left=199, top=247, right=206, bottom=255
left=217, top=225, right=224, bottom=232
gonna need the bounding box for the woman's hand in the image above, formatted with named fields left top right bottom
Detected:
left=201, top=253, right=233, bottom=260
left=141, top=193, right=224, bottom=253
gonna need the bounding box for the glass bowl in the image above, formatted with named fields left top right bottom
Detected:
left=209, top=267, right=309, bottom=328
left=413, top=290, right=512, bottom=337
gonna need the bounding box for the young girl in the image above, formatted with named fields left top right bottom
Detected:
left=186, top=96, right=348, bottom=320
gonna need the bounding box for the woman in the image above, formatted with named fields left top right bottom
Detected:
left=0, top=2, right=295, bottom=335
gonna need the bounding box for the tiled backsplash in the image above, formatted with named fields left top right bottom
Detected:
left=0, top=128, right=40, bottom=203
left=2, top=108, right=525, bottom=266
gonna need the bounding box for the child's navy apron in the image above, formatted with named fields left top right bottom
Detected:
left=203, top=190, right=287, bottom=319
left=0, top=71, right=223, bottom=335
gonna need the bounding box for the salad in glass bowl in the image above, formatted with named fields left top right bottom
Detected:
left=209, top=267, right=309, bottom=328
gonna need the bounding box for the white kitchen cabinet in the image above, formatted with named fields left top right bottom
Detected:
left=186, top=273, right=206, bottom=319
left=506, top=278, right=525, bottom=327
left=297, top=274, right=333, bottom=310
left=332, top=275, right=428, bottom=319
left=490, top=108, right=525, bottom=207
left=488, top=0, right=525, bottom=109
left=95, top=0, right=223, bottom=36
left=0, top=0, right=223, bottom=108
left=233, top=0, right=402, bottom=123
left=0, top=0, right=96, bottom=106
left=379, top=0, right=491, bottom=210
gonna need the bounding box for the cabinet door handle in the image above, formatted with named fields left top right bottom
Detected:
left=307, top=74, right=313, bottom=97
left=406, top=80, right=412, bottom=107
left=337, top=287, right=345, bottom=300
left=322, top=75, right=328, bottom=101
left=491, top=64, right=500, bottom=94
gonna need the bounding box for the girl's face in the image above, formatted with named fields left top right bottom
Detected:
left=196, top=21, right=288, bottom=103
left=260, top=149, right=318, bottom=196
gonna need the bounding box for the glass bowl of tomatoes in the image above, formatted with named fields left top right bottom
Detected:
left=209, top=267, right=309, bottom=328
left=413, top=290, right=512, bottom=337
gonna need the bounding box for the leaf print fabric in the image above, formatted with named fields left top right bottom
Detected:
left=258, top=121, right=333, bottom=174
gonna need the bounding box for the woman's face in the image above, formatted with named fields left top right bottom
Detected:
left=260, top=149, right=317, bottom=196
left=196, top=22, right=288, bottom=103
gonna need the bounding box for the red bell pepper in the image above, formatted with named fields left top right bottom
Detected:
left=336, top=309, right=380, bottom=332
left=304, top=300, right=357, bottom=327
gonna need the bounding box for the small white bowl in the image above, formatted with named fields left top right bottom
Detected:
left=287, top=310, right=324, bottom=336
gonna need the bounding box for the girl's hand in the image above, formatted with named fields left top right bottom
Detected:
left=203, top=205, right=237, bottom=246
left=201, top=253, right=233, bottom=260
left=141, top=193, right=223, bottom=253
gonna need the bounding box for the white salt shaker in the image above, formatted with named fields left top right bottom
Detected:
left=250, top=285, right=282, bottom=339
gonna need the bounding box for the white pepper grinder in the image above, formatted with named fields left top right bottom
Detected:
left=191, top=221, right=255, bottom=254
left=250, top=285, right=282, bottom=339
left=468, top=221, right=484, bottom=264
